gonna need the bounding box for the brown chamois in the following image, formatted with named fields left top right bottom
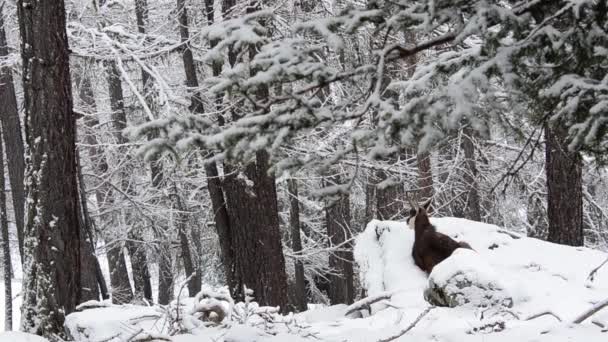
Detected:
left=407, top=197, right=472, bottom=274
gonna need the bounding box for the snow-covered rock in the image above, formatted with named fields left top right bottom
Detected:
left=424, top=248, right=513, bottom=308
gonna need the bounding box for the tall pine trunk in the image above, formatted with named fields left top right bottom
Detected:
left=545, top=122, right=583, bottom=246
left=0, top=9, right=25, bottom=264
left=417, top=152, right=434, bottom=202
left=288, top=179, right=307, bottom=312
left=461, top=126, right=481, bottom=221
left=324, top=178, right=354, bottom=305
left=0, top=127, right=13, bottom=331
left=222, top=151, right=289, bottom=308
left=17, top=0, right=82, bottom=335
left=78, top=63, right=133, bottom=303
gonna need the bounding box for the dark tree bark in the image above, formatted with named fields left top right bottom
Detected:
left=125, top=239, right=153, bottom=302
left=0, top=127, right=13, bottom=331
left=215, top=2, right=289, bottom=308
left=172, top=183, right=197, bottom=297
left=157, top=244, right=173, bottom=304
left=133, top=0, right=174, bottom=303
left=417, top=152, right=434, bottom=202
left=287, top=179, right=307, bottom=312
left=324, top=176, right=354, bottom=305
left=16, top=0, right=82, bottom=335
left=545, top=122, right=583, bottom=246
left=73, top=67, right=111, bottom=301
left=375, top=172, right=404, bottom=220
left=76, top=149, right=101, bottom=302
left=0, top=10, right=25, bottom=264
left=222, top=152, right=289, bottom=309
left=364, top=181, right=376, bottom=224
left=187, top=0, right=237, bottom=292
left=78, top=64, right=133, bottom=304
left=107, top=246, right=133, bottom=303
left=460, top=126, right=481, bottom=222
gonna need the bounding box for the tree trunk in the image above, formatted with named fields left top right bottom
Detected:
left=0, top=10, right=25, bottom=264
left=417, top=152, right=434, bottom=202
left=460, top=126, right=481, bottom=221
left=0, top=127, right=13, bottom=331
left=288, top=179, right=307, bottom=312
left=545, top=122, right=583, bottom=246
left=364, top=181, right=376, bottom=224
left=188, top=0, right=237, bottom=292
left=76, top=149, right=101, bottom=302
left=78, top=64, right=133, bottom=304
left=324, top=176, right=354, bottom=305
left=222, top=151, right=289, bottom=309
left=133, top=0, right=175, bottom=302
left=106, top=61, right=141, bottom=303
left=375, top=171, right=404, bottom=220
left=157, top=240, right=174, bottom=305
left=126, top=239, right=153, bottom=302
left=104, top=40, right=152, bottom=303
left=172, top=183, right=198, bottom=297
left=17, top=0, right=82, bottom=335
left=107, top=246, right=134, bottom=303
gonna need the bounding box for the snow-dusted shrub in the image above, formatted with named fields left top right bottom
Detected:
left=424, top=249, right=513, bottom=308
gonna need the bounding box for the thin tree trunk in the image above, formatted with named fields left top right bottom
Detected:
left=172, top=182, right=197, bottom=297
left=187, top=0, right=237, bottom=292
left=78, top=64, right=132, bottom=304
left=133, top=0, right=172, bottom=303
left=126, top=239, right=153, bottom=302
left=545, top=122, right=583, bottom=246
left=288, top=179, right=307, bottom=312
left=106, top=60, right=140, bottom=303
left=157, top=240, right=173, bottom=304
left=461, top=126, right=481, bottom=221
left=0, top=9, right=25, bottom=264
left=324, top=176, right=354, bottom=305
left=76, top=149, right=101, bottom=302
left=417, top=152, right=434, bottom=202
left=17, top=0, right=82, bottom=335
left=0, top=127, right=13, bottom=331
left=364, top=181, right=376, bottom=224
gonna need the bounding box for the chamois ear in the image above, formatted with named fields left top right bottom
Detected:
left=421, top=198, right=433, bottom=215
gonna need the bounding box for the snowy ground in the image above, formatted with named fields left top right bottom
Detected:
left=2, top=217, right=608, bottom=341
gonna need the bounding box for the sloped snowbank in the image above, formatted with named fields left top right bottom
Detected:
left=61, top=217, right=608, bottom=341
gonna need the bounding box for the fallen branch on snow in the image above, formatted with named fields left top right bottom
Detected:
left=572, top=297, right=608, bottom=324
left=587, top=256, right=608, bottom=282
left=524, top=311, right=562, bottom=322
left=345, top=291, right=394, bottom=317
left=377, top=306, right=434, bottom=342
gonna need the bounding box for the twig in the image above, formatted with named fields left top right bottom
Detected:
left=587, top=256, right=608, bottom=282
left=175, top=273, right=195, bottom=325
left=572, top=297, right=608, bottom=324
left=524, top=311, right=562, bottom=322
left=377, top=306, right=434, bottom=342
left=344, top=291, right=394, bottom=317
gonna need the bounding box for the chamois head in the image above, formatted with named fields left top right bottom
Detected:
left=406, top=195, right=432, bottom=230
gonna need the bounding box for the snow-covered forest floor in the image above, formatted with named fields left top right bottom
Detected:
left=3, top=218, right=607, bottom=342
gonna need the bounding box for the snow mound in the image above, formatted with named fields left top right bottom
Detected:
left=425, top=248, right=513, bottom=308
left=0, top=332, right=48, bottom=342
left=64, top=304, right=165, bottom=341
